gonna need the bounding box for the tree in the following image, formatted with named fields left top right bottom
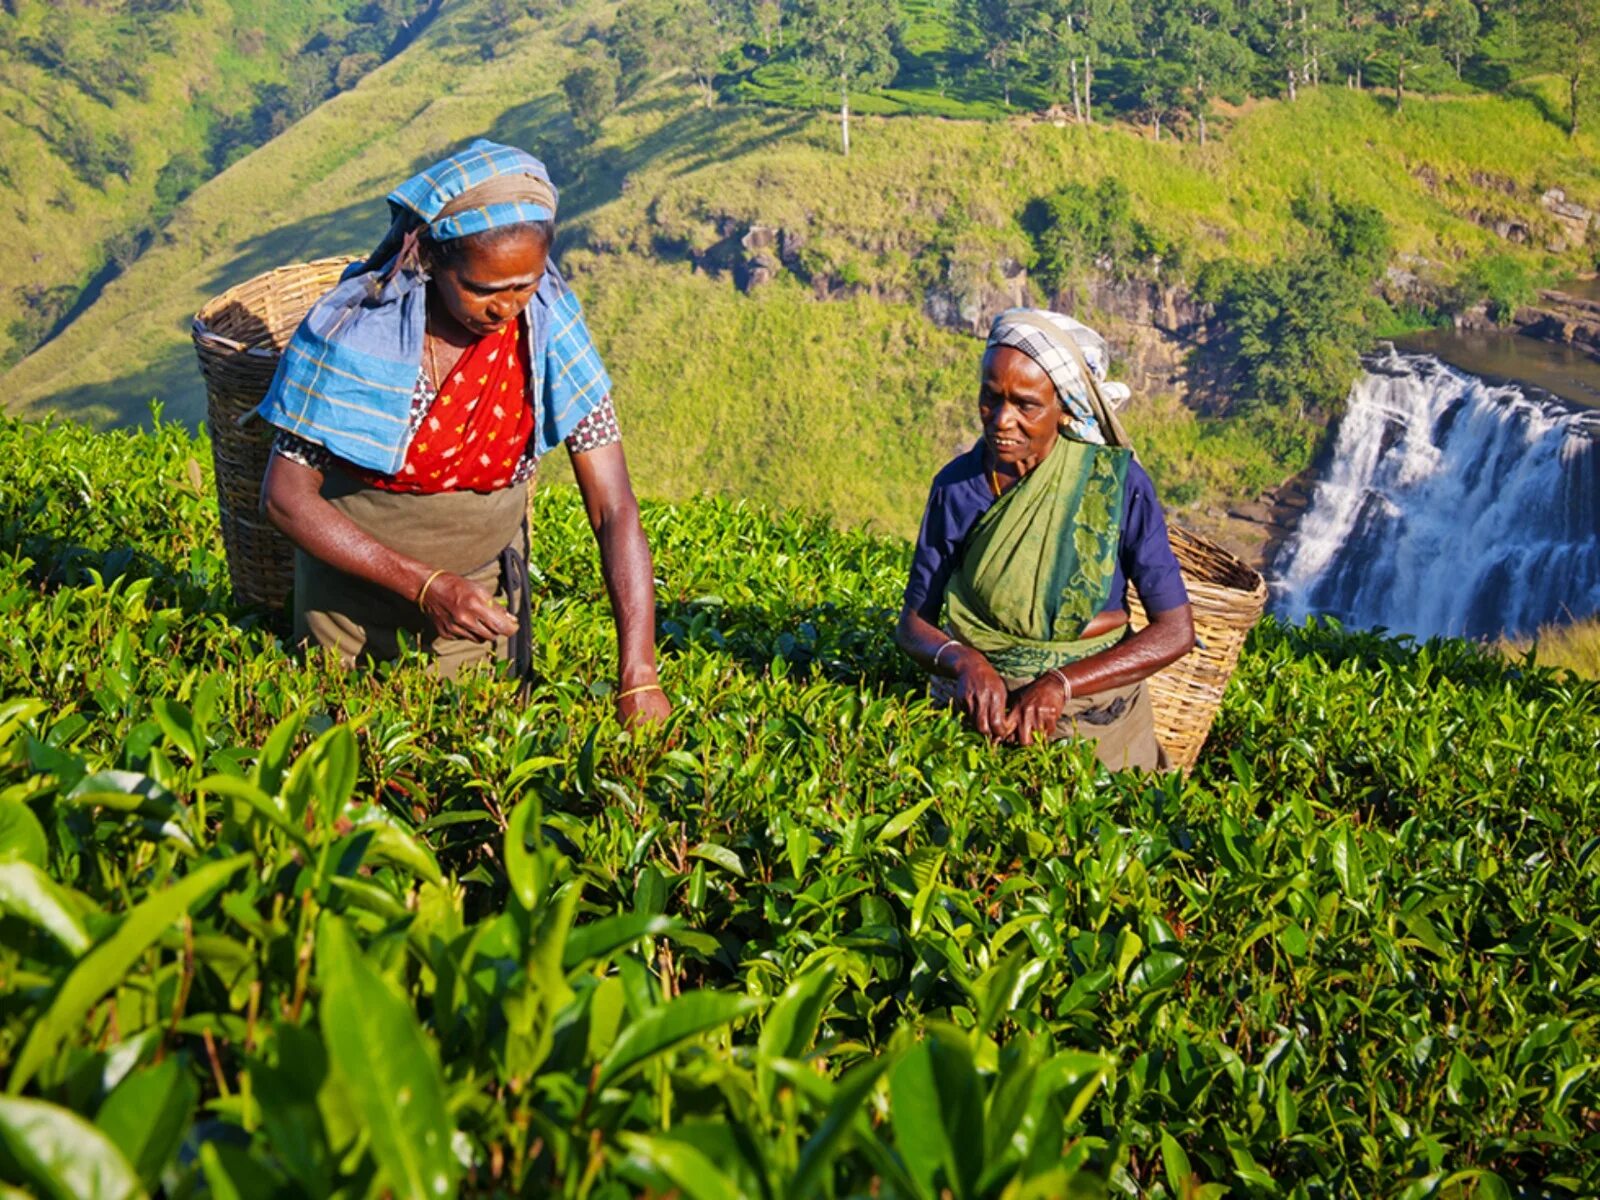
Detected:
left=1525, top=0, right=1600, bottom=136
left=562, top=60, right=619, bottom=136
left=1032, top=0, right=1135, bottom=123
left=1326, top=0, right=1379, bottom=89
left=1244, top=0, right=1338, bottom=99
left=1151, top=1, right=1250, bottom=142
left=745, top=0, right=786, bottom=54
left=1198, top=193, right=1389, bottom=415
left=1431, top=0, right=1478, bottom=78
left=793, top=0, right=897, bottom=154
left=1374, top=0, right=1433, bottom=112
left=960, top=0, right=1035, bottom=106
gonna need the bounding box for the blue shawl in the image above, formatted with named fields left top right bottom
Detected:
left=256, top=140, right=610, bottom=475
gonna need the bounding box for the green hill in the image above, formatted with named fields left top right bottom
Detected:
left=0, top=0, right=435, bottom=368
left=4, top=0, right=1599, bottom=538
left=0, top=404, right=1596, bottom=1196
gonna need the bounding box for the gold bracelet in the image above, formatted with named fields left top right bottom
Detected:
left=416, top=568, right=446, bottom=610
left=618, top=683, right=664, bottom=700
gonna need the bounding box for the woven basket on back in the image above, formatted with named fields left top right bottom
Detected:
left=1129, top=525, right=1268, bottom=772
left=191, top=257, right=360, bottom=610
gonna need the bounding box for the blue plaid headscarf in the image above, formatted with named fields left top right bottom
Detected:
left=257, top=140, right=610, bottom=475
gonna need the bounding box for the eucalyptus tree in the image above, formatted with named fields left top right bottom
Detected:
left=1375, top=0, right=1435, bottom=112
left=960, top=0, right=1037, bottom=106
left=793, top=0, right=898, bottom=154
left=1432, top=0, right=1479, bottom=78
left=1244, top=0, right=1338, bottom=99
left=1524, top=0, right=1600, bottom=135
left=1032, top=0, right=1135, bottom=123
left=1327, top=0, right=1379, bottom=88
left=1152, top=0, right=1251, bottom=142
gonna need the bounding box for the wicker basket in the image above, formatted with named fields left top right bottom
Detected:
left=1129, top=525, right=1268, bottom=772
left=191, top=257, right=360, bottom=609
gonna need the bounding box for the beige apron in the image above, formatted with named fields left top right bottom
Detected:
left=294, top=468, right=528, bottom=680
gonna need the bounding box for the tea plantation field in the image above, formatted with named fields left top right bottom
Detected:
left=0, top=412, right=1596, bottom=1198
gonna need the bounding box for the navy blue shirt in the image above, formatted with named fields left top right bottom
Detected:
left=904, top=441, right=1189, bottom=622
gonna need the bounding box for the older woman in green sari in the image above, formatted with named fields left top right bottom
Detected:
left=896, top=310, right=1195, bottom=770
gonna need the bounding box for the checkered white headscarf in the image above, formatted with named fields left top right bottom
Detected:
left=986, top=309, right=1132, bottom=447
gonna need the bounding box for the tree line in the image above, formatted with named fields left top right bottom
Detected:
left=563, top=0, right=1600, bottom=152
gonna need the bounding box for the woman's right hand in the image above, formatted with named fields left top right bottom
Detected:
left=952, top=648, right=1014, bottom=741
left=420, top=571, right=519, bottom=643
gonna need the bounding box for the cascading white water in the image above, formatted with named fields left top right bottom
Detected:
left=1272, top=349, right=1600, bottom=640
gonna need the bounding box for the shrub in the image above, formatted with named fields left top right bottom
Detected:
left=1196, top=195, right=1390, bottom=415
left=1459, top=252, right=1540, bottom=324
left=0, top=412, right=1595, bottom=1196
left=1023, top=179, right=1175, bottom=293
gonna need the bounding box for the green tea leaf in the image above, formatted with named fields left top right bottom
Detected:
left=0, top=1094, right=146, bottom=1200
left=150, top=699, right=199, bottom=765
left=504, top=797, right=544, bottom=911
left=598, top=991, right=758, bottom=1088
left=95, top=1058, right=198, bottom=1190
left=0, top=860, right=90, bottom=954
left=618, top=1132, right=744, bottom=1200
left=0, top=802, right=48, bottom=868
left=63, top=771, right=175, bottom=820
left=876, top=796, right=936, bottom=843
left=690, top=842, right=745, bottom=877
left=790, top=1055, right=893, bottom=1200
left=759, top=962, right=837, bottom=1064
left=1161, top=1131, right=1194, bottom=1196
left=8, top=854, right=248, bottom=1093
left=562, top=912, right=680, bottom=969
left=316, top=915, right=457, bottom=1200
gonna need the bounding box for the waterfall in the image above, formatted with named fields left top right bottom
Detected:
left=1272, top=349, right=1600, bottom=640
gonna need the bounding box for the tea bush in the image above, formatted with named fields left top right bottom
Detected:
left=0, top=412, right=1596, bottom=1197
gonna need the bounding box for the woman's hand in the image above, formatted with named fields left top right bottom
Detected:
left=1007, top=673, right=1068, bottom=746
left=420, top=571, right=519, bottom=643
left=952, top=648, right=1014, bottom=741
left=617, top=683, right=672, bottom=729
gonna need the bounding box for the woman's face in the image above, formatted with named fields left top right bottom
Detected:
left=979, top=346, right=1061, bottom=468
left=427, top=231, right=548, bottom=339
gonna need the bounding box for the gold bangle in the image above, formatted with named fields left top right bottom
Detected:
left=416, top=568, right=446, bottom=610
left=618, top=683, right=664, bottom=700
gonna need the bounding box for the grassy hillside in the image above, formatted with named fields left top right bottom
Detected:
left=1, top=410, right=1597, bottom=1196
left=4, top=0, right=1598, bottom=538
left=0, top=0, right=432, bottom=368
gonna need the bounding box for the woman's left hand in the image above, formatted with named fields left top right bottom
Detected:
left=1007, top=673, right=1069, bottom=746
left=618, top=683, right=672, bottom=729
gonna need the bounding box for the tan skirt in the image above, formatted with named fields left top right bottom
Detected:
left=294, top=468, right=528, bottom=680
left=928, top=672, right=1168, bottom=772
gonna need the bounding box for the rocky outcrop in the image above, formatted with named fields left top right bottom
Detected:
left=1513, top=286, right=1600, bottom=356
left=1410, top=164, right=1596, bottom=254
left=1046, top=276, right=1211, bottom=403
left=921, top=258, right=1033, bottom=335
left=1540, top=188, right=1596, bottom=254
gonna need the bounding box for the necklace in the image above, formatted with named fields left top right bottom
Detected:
left=985, top=445, right=1007, bottom=499
left=424, top=323, right=443, bottom=393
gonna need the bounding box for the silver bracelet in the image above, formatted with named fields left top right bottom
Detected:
left=932, top=638, right=959, bottom=670
left=1047, top=667, right=1072, bottom=702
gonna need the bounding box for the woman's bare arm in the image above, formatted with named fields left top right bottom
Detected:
left=569, top=441, right=671, bottom=727
left=896, top=604, right=1013, bottom=740
left=1008, top=604, right=1195, bottom=745
left=260, top=453, right=516, bottom=643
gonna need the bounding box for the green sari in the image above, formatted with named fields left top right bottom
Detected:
left=944, top=438, right=1132, bottom=679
